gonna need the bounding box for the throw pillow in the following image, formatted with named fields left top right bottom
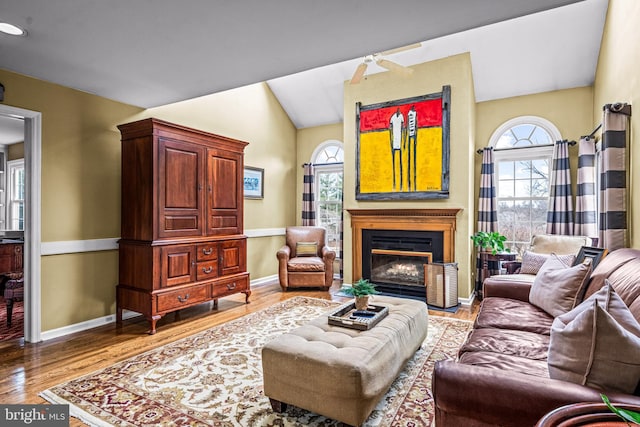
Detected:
left=528, top=254, right=592, bottom=317
left=548, top=282, right=640, bottom=393
left=520, top=251, right=576, bottom=275
left=296, top=242, right=318, bottom=257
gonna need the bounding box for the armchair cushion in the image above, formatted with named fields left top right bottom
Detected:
left=529, top=254, right=592, bottom=317
left=548, top=282, right=640, bottom=393
left=295, top=242, right=317, bottom=257
left=287, top=257, right=325, bottom=272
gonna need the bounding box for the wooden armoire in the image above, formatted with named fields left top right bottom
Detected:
left=116, top=118, right=250, bottom=334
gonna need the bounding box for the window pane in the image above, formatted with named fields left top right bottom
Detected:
left=530, top=127, right=553, bottom=145
left=496, top=132, right=517, bottom=149
left=531, top=159, right=549, bottom=179
left=512, top=124, right=535, bottom=141
left=515, top=160, right=531, bottom=179
left=497, top=161, right=514, bottom=179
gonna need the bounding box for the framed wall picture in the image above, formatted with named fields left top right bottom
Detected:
left=573, top=246, right=608, bottom=269
left=356, top=85, right=451, bottom=200
left=243, top=166, right=264, bottom=199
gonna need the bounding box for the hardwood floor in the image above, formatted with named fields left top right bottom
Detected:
left=0, top=279, right=479, bottom=425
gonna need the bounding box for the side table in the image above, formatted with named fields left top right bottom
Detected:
left=476, top=252, right=516, bottom=300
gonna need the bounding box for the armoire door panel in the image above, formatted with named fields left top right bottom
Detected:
left=206, top=149, right=242, bottom=235
left=158, top=138, right=205, bottom=238
left=219, top=239, right=246, bottom=276
left=161, top=245, right=195, bottom=287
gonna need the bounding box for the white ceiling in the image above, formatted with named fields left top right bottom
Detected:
left=0, top=0, right=607, bottom=139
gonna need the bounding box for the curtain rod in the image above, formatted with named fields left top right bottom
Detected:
left=476, top=139, right=575, bottom=155
left=581, top=123, right=602, bottom=140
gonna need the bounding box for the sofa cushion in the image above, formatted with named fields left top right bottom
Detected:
left=475, top=297, right=554, bottom=335
left=458, top=328, right=549, bottom=360
left=458, top=351, right=549, bottom=378
left=520, top=251, right=576, bottom=275
left=548, top=283, right=640, bottom=394
left=529, top=254, right=592, bottom=317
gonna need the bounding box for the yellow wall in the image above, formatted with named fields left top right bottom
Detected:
left=0, top=70, right=296, bottom=331
left=0, top=69, right=144, bottom=330
left=475, top=87, right=595, bottom=218
left=8, top=142, right=24, bottom=161
left=296, top=123, right=344, bottom=224
left=593, top=0, right=640, bottom=248
left=146, top=83, right=298, bottom=281
left=342, top=53, right=476, bottom=298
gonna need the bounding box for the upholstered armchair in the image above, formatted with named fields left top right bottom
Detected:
left=276, top=226, right=336, bottom=291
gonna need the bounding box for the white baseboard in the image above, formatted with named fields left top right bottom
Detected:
left=40, top=274, right=280, bottom=341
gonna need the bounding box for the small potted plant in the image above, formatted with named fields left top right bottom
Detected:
left=341, top=278, right=379, bottom=310
left=470, top=231, right=510, bottom=255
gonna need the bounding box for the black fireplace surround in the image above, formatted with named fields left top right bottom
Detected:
left=362, top=229, right=444, bottom=299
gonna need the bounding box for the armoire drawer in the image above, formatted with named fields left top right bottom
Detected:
left=212, top=276, right=249, bottom=298
left=156, top=284, right=209, bottom=312
left=197, top=242, right=218, bottom=261
left=196, top=260, right=219, bottom=281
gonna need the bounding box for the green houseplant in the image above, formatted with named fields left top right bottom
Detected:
left=602, top=394, right=640, bottom=425
left=341, top=278, right=379, bottom=310
left=470, top=231, right=510, bottom=255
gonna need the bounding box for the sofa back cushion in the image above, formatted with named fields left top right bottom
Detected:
left=529, top=254, right=592, bottom=317
left=548, top=283, right=640, bottom=394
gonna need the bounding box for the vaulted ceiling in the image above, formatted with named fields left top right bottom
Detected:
left=0, top=0, right=607, bottom=140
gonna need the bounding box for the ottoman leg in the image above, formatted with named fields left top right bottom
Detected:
left=269, top=398, right=288, bottom=413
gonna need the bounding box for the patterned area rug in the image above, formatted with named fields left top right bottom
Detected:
left=40, top=296, right=472, bottom=426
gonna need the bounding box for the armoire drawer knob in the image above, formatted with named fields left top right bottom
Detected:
left=177, top=294, right=190, bottom=302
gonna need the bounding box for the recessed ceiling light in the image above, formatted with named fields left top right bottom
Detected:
left=0, top=22, right=27, bottom=36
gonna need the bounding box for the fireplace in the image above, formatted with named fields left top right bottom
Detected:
left=363, top=229, right=443, bottom=298
left=348, top=208, right=460, bottom=300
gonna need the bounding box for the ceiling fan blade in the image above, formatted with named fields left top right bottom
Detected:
left=376, top=58, right=413, bottom=77
left=350, top=62, right=368, bottom=84
left=379, top=42, right=422, bottom=56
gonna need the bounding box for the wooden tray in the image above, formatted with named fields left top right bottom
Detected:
left=327, top=302, right=389, bottom=330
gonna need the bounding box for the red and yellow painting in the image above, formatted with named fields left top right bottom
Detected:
left=356, top=87, right=450, bottom=200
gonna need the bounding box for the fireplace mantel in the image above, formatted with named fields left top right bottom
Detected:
left=348, top=208, right=462, bottom=281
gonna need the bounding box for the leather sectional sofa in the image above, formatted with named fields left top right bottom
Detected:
left=433, top=248, right=640, bottom=427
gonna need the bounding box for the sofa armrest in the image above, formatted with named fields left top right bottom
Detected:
left=483, top=276, right=532, bottom=301
left=433, top=360, right=640, bottom=427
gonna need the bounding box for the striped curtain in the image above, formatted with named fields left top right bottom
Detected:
left=574, top=137, right=597, bottom=239
left=301, top=163, right=315, bottom=226
left=546, top=140, right=574, bottom=235
left=476, top=147, right=498, bottom=294
left=477, top=147, right=498, bottom=232
left=598, top=103, right=631, bottom=250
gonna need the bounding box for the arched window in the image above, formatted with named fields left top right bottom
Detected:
left=312, top=141, right=344, bottom=254
left=490, top=116, right=561, bottom=254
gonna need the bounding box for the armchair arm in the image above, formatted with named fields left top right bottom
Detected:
left=433, top=360, right=640, bottom=427
left=276, top=245, right=290, bottom=289
left=322, top=246, right=336, bottom=287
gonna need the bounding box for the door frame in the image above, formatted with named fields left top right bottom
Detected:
left=0, top=104, right=42, bottom=343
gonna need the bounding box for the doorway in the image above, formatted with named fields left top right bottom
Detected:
left=0, top=104, right=42, bottom=343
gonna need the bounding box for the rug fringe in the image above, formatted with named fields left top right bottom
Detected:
left=39, top=390, right=114, bottom=427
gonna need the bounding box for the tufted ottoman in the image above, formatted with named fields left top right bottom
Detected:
left=261, top=295, right=428, bottom=426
